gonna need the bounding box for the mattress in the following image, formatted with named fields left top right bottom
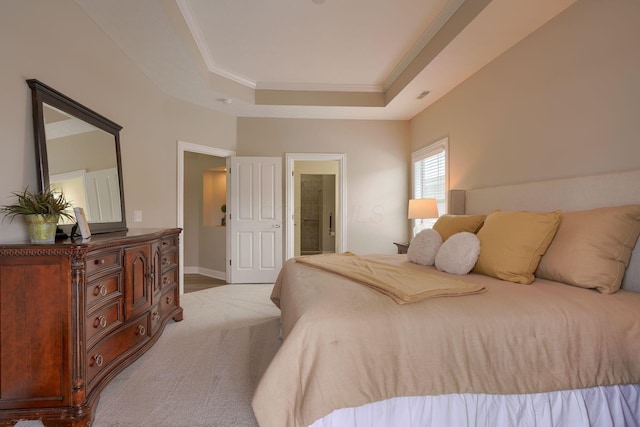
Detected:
left=252, top=254, right=640, bottom=427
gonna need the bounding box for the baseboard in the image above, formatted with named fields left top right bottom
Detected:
left=184, top=266, right=225, bottom=281
left=183, top=266, right=199, bottom=274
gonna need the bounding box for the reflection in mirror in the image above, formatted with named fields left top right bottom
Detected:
left=28, top=79, right=127, bottom=234
left=44, top=104, right=122, bottom=224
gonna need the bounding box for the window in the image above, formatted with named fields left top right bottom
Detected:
left=411, top=137, right=448, bottom=231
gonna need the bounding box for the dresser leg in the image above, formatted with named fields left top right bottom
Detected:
left=41, top=417, right=92, bottom=427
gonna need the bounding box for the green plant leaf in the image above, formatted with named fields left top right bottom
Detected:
left=0, top=186, right=75, bottom=222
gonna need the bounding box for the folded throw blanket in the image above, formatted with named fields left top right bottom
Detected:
left=295, top=252, right=486, bottom=304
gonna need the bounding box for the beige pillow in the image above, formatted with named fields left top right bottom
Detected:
left=432, top=214, right=486, bottom=241
left=473, top=210, right=561, bottom=284
left=536, top=205, right=640, bottom=294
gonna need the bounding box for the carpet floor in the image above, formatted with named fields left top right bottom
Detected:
left=16, top=284, right=281, bottom=427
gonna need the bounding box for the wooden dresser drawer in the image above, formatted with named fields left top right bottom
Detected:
left=86, top=250, right=122, bottom=277
left=86, top=299, right=124, bottom=347
left=160, top=250, right=177, bottom=270
left=160, top=268, right=177, bottom=290
left=86, top=272, right=123, bottom=308
left=161, top=235, right=178, bottom=250
left=87, top=314, right=150, bottom=387
left=151, top=286, right=179, bottom=331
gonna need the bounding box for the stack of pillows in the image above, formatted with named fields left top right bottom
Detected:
left=407, top=205, right=640, bottom=294
left=408, top=214, right=485, bottom=276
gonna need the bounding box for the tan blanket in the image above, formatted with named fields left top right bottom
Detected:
left=294, top=252, right=486, bottom=304
left=253, top=255, right=640, bottom=427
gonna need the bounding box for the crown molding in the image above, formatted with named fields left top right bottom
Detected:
left=256, top=82, right=383, bottom=93
left=255, top=89, right=385, bottom=107
left=383, top=0, right=466, bottom=90
left=176, top=0, right=257, bottom=88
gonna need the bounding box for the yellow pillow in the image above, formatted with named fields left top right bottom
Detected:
left=473, top=210, right=561, bottom=284
left=536, top=205, right=640, bottom=294
left=432, top=214, right=486, bottom=241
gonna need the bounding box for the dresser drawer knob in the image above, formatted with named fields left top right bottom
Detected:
left=152, top=311, right=160, bottom=321
left=96, top=283, right=107, bottom=296
left=93, top=354, right=104, bottom=367
left=94, top=259, right=105, bottom=265
left=163, top=277, right=169, bottom=285
left=162, top=257, right=169, bottom=265
left=96, top=315, right=108, bottom=328
left=166, top=296, right=174, bottom=305
left=137, top=325, right=146, bottom=336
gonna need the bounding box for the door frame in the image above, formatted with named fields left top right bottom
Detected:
left=177, top=140, right=235, bottom=294
left=285, top=153, right=347, bottom=260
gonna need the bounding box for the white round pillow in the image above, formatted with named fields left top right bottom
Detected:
left=407, top=229, right=442, bottom=266
left=435, top=231, right=481, bottom=275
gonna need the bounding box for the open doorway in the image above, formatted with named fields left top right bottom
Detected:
left=177, top=141, right=235, bottom=294
left=286, top=153, right=346, bottom=260
left=298, top=172, right=336, bottom=255
left=183, top=152, right=226, bottom=277
left=299, top=174, right=336, bottom=255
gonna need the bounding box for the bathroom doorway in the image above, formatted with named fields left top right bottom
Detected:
left=299, top=174, right=336, bottom=255
left=286, top=153, right=346, bottom=260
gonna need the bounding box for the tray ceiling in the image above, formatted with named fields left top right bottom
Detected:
left=74, top=0, right=575, bottom=120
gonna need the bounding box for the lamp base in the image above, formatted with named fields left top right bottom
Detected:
left=412, top=224, right=425, bottom=238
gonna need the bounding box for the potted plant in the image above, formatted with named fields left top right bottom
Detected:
left=1, top=186, right=74, bottom=244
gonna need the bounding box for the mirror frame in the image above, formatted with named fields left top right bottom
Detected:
left=27, top=79, right=128, bottom=234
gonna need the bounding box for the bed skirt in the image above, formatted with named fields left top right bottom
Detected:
left=310, top=384, right=640, bottom=427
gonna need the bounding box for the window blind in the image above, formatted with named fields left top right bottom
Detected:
left=411, top=138, right=448, bottom=228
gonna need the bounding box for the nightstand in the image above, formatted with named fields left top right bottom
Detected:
left=393, top=242, right=409, bottom=254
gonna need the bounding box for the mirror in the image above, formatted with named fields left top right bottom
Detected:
left=28, top=79, right=127, bottom=234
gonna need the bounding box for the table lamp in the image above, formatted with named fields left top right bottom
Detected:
left=408, top=198, right=439, bottom=236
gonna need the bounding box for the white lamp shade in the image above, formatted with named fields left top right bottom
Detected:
left=408, top=198, right=439, bottom=219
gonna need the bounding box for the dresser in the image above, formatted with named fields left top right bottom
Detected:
left=0, top=228, right=183, bottom=426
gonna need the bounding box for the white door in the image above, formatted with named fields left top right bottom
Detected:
left=227, top=157, right=283, bottom=283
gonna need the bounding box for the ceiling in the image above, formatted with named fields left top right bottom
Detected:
left=74, top=0, right=576, bottom=120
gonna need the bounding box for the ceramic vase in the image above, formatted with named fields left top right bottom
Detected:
left=24, top=214, right=59, bottom=244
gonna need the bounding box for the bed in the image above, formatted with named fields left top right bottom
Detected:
left=252, top=170, right=640, bottom=427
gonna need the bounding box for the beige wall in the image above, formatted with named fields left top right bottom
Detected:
left=0, top=0, right=236, bottom=242
left=411, top=0, right=640, bottom=192
left=47, top=130, right=116, bottom=174
left=237, top=118, right=411, bottom=254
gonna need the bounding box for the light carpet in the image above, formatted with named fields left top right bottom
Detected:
left=17, top=284, right=281, bottom=427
